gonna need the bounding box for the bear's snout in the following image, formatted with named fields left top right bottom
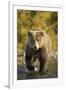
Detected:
left=34, top=46, right=37, bottom=50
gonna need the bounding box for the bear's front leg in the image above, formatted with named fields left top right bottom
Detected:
left=25, top=55, right=34, bottom=71
left=25, top=45, right=35, bottom=71
left=39, top=48, right=47, bottom=73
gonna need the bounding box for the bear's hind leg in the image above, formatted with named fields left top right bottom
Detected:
left=39, top=60, right=47, bottom=73
left=39, top=48, right=47, bottom=73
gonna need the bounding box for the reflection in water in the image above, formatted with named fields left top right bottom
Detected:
left=26, top=72, right=40, bottom=79
left=17, top=71, right=57, bottom=80
left=17, top=58, right=58, bottom=80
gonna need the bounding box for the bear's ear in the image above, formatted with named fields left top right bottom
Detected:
left=40, top=31, right=43, bottom=36
left=28, top=30, right=32, bottom=36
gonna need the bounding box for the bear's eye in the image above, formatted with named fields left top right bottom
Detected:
left=31, top=40, right=34, bottom=42
left=31, top=38, right=35, bottom=43
left=37, top=38, right=40, bottom=41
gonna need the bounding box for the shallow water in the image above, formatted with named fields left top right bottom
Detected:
left=17, top=71, right=57, bottom=80
left=17, top=59, right=58, bottom=80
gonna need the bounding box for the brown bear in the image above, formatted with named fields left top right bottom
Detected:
left=25, top=30, right=52, bottom=73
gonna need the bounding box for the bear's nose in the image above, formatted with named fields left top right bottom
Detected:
left=34, top=46, right=37, bottom=50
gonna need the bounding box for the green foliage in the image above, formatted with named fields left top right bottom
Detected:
left=17, top=10, right=58, bottom=61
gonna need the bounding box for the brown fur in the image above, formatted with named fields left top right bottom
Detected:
left=25, top=30, right=52, bottom=73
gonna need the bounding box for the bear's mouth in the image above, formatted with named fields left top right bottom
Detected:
left=34, top=48, right=41, bottom=54
left=34, top=50, right=38, bottom=54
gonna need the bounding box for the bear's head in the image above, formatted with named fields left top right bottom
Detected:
left=28, top=30, right=44, bottom=50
